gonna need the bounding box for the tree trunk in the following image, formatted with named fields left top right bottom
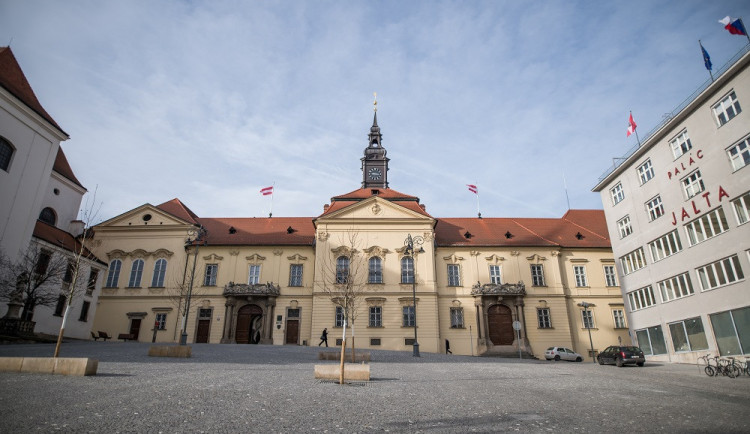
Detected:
left=339, top=320, right=347, bottom=385
left=350, top=323, right=356, bottom=363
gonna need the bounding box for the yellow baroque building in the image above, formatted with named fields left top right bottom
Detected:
left=90, top=114, right=629, bottom=359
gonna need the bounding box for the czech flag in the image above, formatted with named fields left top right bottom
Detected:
left=719, top=16, right=747, bottom=36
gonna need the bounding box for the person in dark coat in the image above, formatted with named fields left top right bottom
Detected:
left=318, top=328, right=328, bottom=347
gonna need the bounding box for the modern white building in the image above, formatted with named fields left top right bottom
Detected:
left=593, top=45, right=750, bottom=363
left=0, top=46, right=105, bottom=340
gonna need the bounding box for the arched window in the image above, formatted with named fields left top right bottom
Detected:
left=128, top=259, right=144, bottom=287
left=368, top=257, right=382, bottom=283
left=401, top=257, right=414, bottom=284
left=335, top=256, right=349, bottom=284
left=151, top=258, right=167, bottom=287
left=106, top=259, right=122, bottom=287
left=39, top=207, right=57, bottom=226
left=0, top=137, right=14, bottom=172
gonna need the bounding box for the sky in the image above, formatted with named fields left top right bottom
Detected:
left=2, top=1, right=749, bottom=223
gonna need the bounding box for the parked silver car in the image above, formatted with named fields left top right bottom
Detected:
left=544, top=347, right=583, bottom=362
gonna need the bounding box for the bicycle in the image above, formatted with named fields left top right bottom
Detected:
left=726, top=356, right=749, bottom=377
left=700, top=355, right=740, bottom=378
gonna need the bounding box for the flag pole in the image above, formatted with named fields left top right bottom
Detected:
left=630, top=111, right=641, bottom=146
left=563, top=173, right=571, bottom=210
left=476, top=183, right=481, bottom=218
left=269, top=182, right=275, bottom=218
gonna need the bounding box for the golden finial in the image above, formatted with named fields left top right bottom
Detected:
left=373, top=92, right=377, bottom=112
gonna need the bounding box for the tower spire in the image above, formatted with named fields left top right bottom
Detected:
left=361, top=93, right=389, bottom=188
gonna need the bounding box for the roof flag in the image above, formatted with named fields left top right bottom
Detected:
left=467, top=184, right=478, bottom=194
left=260, top=186, right=274, bottom=196
left=719, top=16, right=748, bottom=36
left=700, top=42, right=712, bottom=71
left=626, top=112, right=637, bottom=137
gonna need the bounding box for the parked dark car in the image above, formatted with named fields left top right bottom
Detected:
left=597, top=345, right=645, bottom=367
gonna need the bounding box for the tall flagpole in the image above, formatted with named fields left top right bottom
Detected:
left=741, top=18, right=750, bottom=44
left=269, top=182, right=275, bottom=218
left=699, top=40, right=714, bottom=82
left=563, top=173, right=571, bottom=210
left=476, top=183, right=481, bottom=218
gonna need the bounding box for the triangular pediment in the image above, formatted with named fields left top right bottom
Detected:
left=95, top=203, right=194, bottom=229
left=317, top=197, right=433, bottom=222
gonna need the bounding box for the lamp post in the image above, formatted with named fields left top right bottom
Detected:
left=578, top=301, right=595, bottom=363
left=180, top=225, right=207, bottom=346
left=404, top=234, right=424, bottom=357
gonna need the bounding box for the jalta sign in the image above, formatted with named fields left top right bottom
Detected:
left=670, top=186, right=730, bottom=226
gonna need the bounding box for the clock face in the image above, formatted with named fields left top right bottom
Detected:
left=368, top=167, right=382, bottom=180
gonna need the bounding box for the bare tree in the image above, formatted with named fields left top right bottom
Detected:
left=316, top=231, right=371, bottom=384
left=0, top=245, right=71, bottom=322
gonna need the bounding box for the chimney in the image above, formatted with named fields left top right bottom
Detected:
left=420, top=204, right=426, bottom=211
left=323, top=204, right=330, bottom=212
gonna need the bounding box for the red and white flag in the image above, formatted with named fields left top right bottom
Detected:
left=627, top=113, right=637, bottom=137
left=467, top=184, right=478, bottom=194
left=260, top=186, right=274, bottom=196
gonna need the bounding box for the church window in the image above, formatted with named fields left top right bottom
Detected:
left=39, top=207, right=57, bottom=225
left=151, top=258, right=167, bottom=287
left=0, top=136, right=13, bottom=172
left=128, top=259, right=144, bottom=287
left=106, top=259, right=121, bottom=287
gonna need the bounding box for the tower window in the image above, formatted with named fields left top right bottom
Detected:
left=39, top=207, right=57, bottom=226
left=0, top=137, right=14, bottom=172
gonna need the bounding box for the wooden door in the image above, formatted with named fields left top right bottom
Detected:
left=236, top=304, right=263, bottom=344
left=196, top=320, right=210, bottom=343
left=129, top=318, right=141, bottom=340
left=285, top=320, right=299, bottom=344
left=487, top=304, right=514, bottom=345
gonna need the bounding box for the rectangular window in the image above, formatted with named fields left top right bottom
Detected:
left=604, top=265, right=617, bottom=287
left=287, top=308, right=300, bottom=318
left=610, top=182, right=624, bottom=205
left=35, top=250, right=52, bottom=275
left=637, top=159, right=655, bottom=185
left=684, top=207, right=729, bottom=246
left=289, top=264, right=303, bottom=287
left=617, top=215, right=633, bottom=239
left=204, top=264, right=218, bottom=286
left=155, top=313, right=167, bottom=330
left=732, top=191, right=750, bottom=225
left=710, top=307, right=750, bottom=356
left=78, top=301, right=90, bottom=322
left=696, top=254, right=744, bottom=291
left=573, top=266, right=587, bottom=287
left=537, top=308, right=551, bottom=328
left=530, top=264, right=545, bottom=286
left=450, top=307, right=464, bottom=328
left=646, top=195, right=665, bottom=221
left=368, top=257, right=382, bottom=284
left=657, top=272, right=694, bottom=302
left=613, top=309, right=626, bottom=329
left=369, top=306, right=382, bottom=327
left=402, top=305, right=415, bottom=327
left=63, top=262, right=74, bottom=283
left=86, top=269, right=98, bottom=296
left=636, top=325, right=668, bottom=355
left=669, top=130, right=693, bottom=159
left=335, top=306, right=344, bottom=327
left=489, top=265, right=502, bottom=284
left=648, top=230, right=682, bottom=263
left=54, top=294, right=66, bottom=316
left=727, top=136, right=750, bottom=171
left=713, top=90, right=742, bottom=126
left=669, top=317, right=708, bottom=353
left=628, top=286, right=656, bottom=311
left=248, top=264, right=261, bottom=285
left=681, top=170, right=705, bottom=199
left=447, top=264, right=461, bottom=286
left=581, top=310, right=594, bottom=329
left=620, top=248, right=647, bottom=275
left=401, top=257, right=414, bottom=284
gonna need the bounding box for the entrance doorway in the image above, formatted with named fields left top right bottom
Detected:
left=236, top=304, right=263, bottom=344
left=487, top=304, right=514, bottom=345
left=285, top=320, right=299, bottom=344
left=129, top=318, right=142, bottom=340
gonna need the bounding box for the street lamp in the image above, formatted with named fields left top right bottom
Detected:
left=180, top=225, right=207, bottom=345
left=404, top=234, right=424, bottom=357
left=578, top=301, right=595, bottom=363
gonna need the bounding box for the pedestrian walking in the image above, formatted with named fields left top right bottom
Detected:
left=318, top=328, right=328, bottom=347
left=445, top=339, right=452, bottom=354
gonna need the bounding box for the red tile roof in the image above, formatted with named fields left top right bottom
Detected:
left=0, top=47, right=66, bottom=135
left=156, top=198, right=199, bottom=224
left=196, top=217, right=315, bottom=246
left=33, top=220, right=104, bottom=264
left=320, top=188, right=431, bottom=217
left=53, top=147, right=85, bottom=190
left=435, top=210, right=611, bottom=248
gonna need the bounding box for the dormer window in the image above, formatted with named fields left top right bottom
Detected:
left=229, top=226, right=237, bottom=234
left=464, top=231, right=472, bottom=239
left=371, top=189, right=380, bottom=196
left=505, top=231, right=513, bottom=239
left=287, top=226, right=295, bottom=234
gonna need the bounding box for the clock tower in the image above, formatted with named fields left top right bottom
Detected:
left=361, top=111, right=389, bottom=189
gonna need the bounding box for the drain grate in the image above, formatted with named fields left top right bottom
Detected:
left=317, top=379, right=370, bottom=387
